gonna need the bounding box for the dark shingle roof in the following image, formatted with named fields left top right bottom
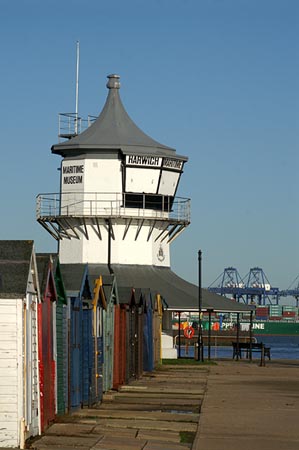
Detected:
left=0, top=240, right=34, bottom=298
left=60, top=263, right=88, bottom=296
left=87, top=263, right=253, bottom=313
left=52, top=74, right=187, bottom=162
left=36, top=254, right=51, bottom=296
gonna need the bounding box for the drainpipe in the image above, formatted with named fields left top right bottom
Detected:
left=107, top=219, right=114, bottom=274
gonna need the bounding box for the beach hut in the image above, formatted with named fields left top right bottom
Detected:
left=113, top=297, right=126, bottom=390
left=101, top=275, right=117, bottom=393
left=36, top=254, right=57, bottom=432
left=153, top=293, right=163, bottom=366
left=51, top=255, right=68, bottom=415
left=0, top=240, right=40, bottom=448
left=60, top=264, right=92, bottom=409
left=134, top=288, right=145, bottom=379
left=119, top=287, right=140, bottom=383
left=89, top=265, right=118, bottom=392
left=142, top=289, right=154, bottom=372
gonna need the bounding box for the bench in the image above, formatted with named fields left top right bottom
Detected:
left=232, top=342, right=271, bottom=362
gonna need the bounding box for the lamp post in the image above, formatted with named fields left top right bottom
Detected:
left=197, top=250, right=204, bottom=362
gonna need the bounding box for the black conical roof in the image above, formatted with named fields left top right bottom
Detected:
left=52, top=74, right=187, bottom=161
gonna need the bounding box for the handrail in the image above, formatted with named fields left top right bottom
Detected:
left=174, top=334, right=257, bottom=347
left=36, top=192, right=191, bottom=223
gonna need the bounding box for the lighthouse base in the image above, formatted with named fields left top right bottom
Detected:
left=161, top=333, right=177, bottom=359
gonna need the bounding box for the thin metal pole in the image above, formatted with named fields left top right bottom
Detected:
left=236, top=312, right=240, bottom=361
left=197, top=250, right=204, bottom=362
left=249, top=310, right=253, bottom=361
left=75, top=40, right=80, bottom=134
left=178, top=311, right=181, bottom=358
left=208, top=310, right=211, bottom=360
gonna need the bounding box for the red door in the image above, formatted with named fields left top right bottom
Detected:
left=38, top=294, right=56, bottom=431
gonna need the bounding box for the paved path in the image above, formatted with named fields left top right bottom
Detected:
left=193, top=360, right=299, bottom=450
left=28, top=365, right=208, bottom=450
left=27, top=360, right=299, bottom=450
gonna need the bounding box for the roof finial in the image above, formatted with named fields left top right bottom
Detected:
left=106, top=74, right=120, bottom=89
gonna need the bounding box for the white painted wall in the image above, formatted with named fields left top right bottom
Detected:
left=58, top=156, right=182, bottom=267
left=0, top=299, right=19, bottom=447
left=59, top=221, right=171, bottom=266
left=0, top=291, right=39, bottom=448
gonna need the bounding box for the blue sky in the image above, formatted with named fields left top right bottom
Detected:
left=0, top=0, right=298, bottom=292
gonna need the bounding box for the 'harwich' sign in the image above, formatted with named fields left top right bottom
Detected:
left=126, top=155, right=183, bottom=171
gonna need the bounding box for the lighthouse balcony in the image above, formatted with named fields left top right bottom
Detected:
left=36, top=192, right=190, bottom=241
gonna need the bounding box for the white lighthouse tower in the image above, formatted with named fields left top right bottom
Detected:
left=37, top=74, right=190, bottom=268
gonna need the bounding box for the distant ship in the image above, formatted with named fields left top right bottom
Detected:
left=174, top=305, right=299, bottom=338
left=205, top=304, right=299, bottom=336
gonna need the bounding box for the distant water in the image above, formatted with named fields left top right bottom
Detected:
left=176, top=335, right=299, bottom=360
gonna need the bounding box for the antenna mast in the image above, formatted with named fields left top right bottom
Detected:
left=75, top=41, right=80, bottom=134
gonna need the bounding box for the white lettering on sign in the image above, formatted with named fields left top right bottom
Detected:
left=126, top=155, right=161, bottom=167
left=62, top=164, right=84, bottom=184
left=162, top=158, right=183, bottom=171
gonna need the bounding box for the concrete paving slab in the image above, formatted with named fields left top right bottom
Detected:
left=91, top=435, right=146, bottom=449
left=193, top=437, right=299, bottom=450
left=192, top=361, right=299, bottom=450
left=32, top=435, right=102, bottom=448
left=31, top=447, right=91, bottom=450
left=143, top=441, right=191, bottom=450
left=90, top=427, right=138, bottom=438
left=119, top=385, right=205, bottom=395
left=92, top=418, right=197, bottom=433
left=136, top=430, right=181, bottom=443
left=73, top=408, right=199, bottom=423
left=98, top=402, right=200, bottom=412
left=105, top=396, right=201, bottom=406
left=46, top=423, right=96, bottom=436
left=113, top=392, right=203, bottom=400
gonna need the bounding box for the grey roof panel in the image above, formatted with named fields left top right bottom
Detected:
left=87, top=263, right=253, bottom=312
left=0, top=240, right=34, bottom=298
left=60, top=263, right=88, bottom=295
left=52, top=74, right=187, bottom=162
left=36, top=254, right=51, bottom=295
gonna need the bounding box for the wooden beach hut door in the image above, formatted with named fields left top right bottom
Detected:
left=113, top=305, right=126, bottom=389
left=136, top=292, right=144, bottom=379
left=126, top=290, right=138, bottom=382
left=143, top=293, right=154, bottom=372
left=153, top=294, right=163, bottom=367
left=103, top=297, right=114, bottom=392
left=38, top=291, right=55, bottom=432
left=96, top=308, right=104, bottom=402
left=54, top=259, right=68, bottom=416
left=24, top=292, right=40, bottom=440
left=82, top=305, right=96, bottom=406
left=70, top=296, right=82, bottom=408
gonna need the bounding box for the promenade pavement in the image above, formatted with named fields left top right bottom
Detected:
left=25, top=359, right=299, bottom=450
left=28, top=365, right=208, bottom=450
left=193, top=359, right=299, bottom=450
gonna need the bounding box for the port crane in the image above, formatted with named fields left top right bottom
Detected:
left=208, top=267, right=280, bottom=305
left=278, top=274, right=299, bottom=307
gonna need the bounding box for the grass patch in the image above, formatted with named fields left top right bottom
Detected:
left=162, top=358, right=217, bottom=366
left=180, top=431, right=196, bottom=443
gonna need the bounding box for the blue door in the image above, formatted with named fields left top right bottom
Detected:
left=70, top=297, right=82, bottom=408
left=82, top=308, right=95, bottom=406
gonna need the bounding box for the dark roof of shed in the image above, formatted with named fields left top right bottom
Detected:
left=88, top=263, right=253, bottom=313
left=60, top=263, right=88, bottom=296
left=52, top=74, right=187, bottom=161
left=36, top=254, right=51, bottom=295
left=0, top=240, right=34, bottom=298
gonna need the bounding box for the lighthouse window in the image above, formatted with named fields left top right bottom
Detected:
left=124, top=193, right=173, bottom=211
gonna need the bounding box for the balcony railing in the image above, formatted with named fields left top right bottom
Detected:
left=36, top=192, right=191, bottom=224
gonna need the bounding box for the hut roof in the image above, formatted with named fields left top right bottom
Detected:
left=0, top=240, right=34, bottom=298
left=88, top=263, right=253, bottom=313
